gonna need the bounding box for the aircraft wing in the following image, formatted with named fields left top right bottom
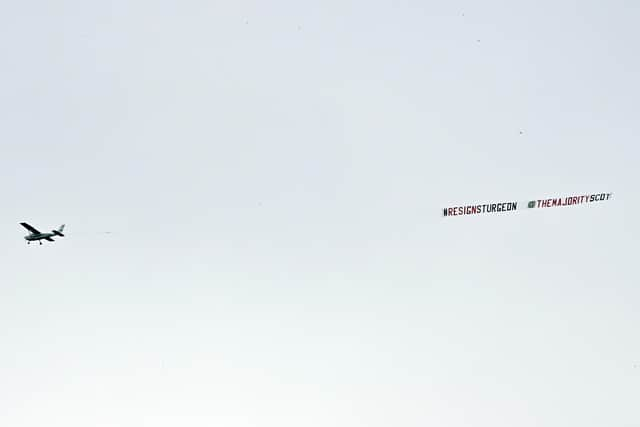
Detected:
left=44, top=237, right=55, bottom=242
left=20, top=222, right=41, bottom=234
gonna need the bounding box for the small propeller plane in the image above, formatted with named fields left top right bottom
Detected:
left=20, top=222, right=65, bottom=245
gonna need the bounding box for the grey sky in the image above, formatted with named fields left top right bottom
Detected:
left=1, top=1, right=639, bottom=426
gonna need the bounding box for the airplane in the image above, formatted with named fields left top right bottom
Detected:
left=20, top=222, right=65, bottom=245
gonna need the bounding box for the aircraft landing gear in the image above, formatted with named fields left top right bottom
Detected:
left=39, top=241, right=42, bottom=245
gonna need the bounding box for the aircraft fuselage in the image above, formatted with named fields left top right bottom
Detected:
left=25, top=233, right=55, bottom=241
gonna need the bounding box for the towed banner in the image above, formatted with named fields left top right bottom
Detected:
left=443, top=192, right=612, bottom=217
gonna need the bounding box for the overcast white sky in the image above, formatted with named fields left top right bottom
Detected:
left=1, top=1, right=639, bottom=426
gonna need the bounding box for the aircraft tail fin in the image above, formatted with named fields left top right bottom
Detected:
left=52, top=224, right=65, bottom=237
